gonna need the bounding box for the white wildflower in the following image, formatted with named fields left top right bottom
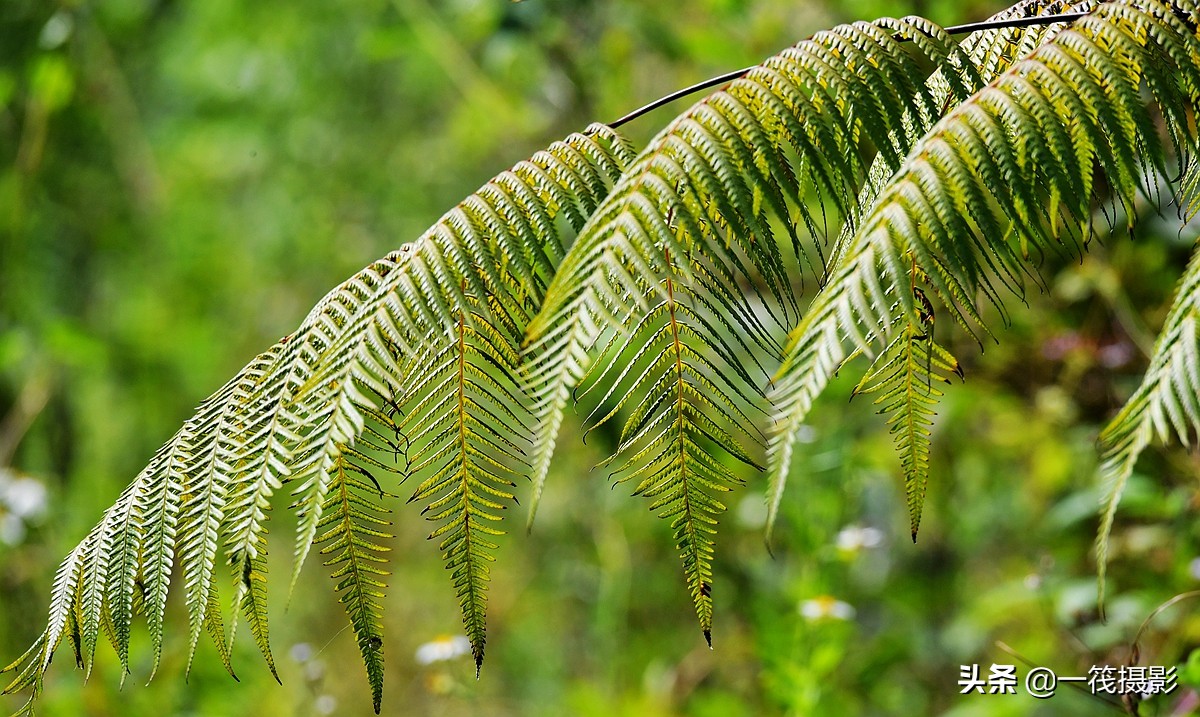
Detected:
left=314, top=694, right=337, bottom=715
left=0, top=470, right=47, bottom=519
left=0, top=470, right=47, bottom=546
left=415, top=635, right=471, bottom=665
left=289, top=642, right=313, bottom=663
left=835, top=525, right=883, bottom=552
left=0, top=514, right=25, bottom=546
left=799, top=595, right=856, bottom=622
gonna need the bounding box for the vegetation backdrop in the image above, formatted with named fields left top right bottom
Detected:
left=2, top=0, right=1199, bottom=715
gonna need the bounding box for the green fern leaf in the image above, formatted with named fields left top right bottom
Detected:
left=16, top=2, right=1200, bottom=712
left=401, top=303, right=523, bottom=671
left=4, top=125, right=633, bottom=712
left=583, top=255, right=762, bottom=642
left=770, top=0, right=1200, bottom=564
left=135, top=434, right=185, bottom=680
left=100, top=484, right=140, bottom=680
left=215, top=345, right=294, bottom=680
left=282, top=258, right=404, bottom=600
left=1096, top=237, right=1200, bottom=608
left=179, top=348, right=280, bottom=677
left=230, top=540, right=279, bottom=683
left=852, top=291, right=962, bottom=541
left=316, top=453, right=393, bottom=714
left=528, top=14, right=997, bottom=627
left=767, top=0, right=1097, bottom=540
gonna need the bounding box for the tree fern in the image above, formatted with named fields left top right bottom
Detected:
left=524, top=16, right=977, bottom=636
left=771, top=0, right=1200, bottom=555
left=399, top=295, right=527, bottom=672
left=768, top=0, right=1098, bottom=540
left=3, top=126, right=633, bottom=714
left=524, top=2, right=1099, bottom=628
left=6, top=1, right=1200, bottom=713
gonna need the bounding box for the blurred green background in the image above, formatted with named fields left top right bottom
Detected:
left=3, top=0, right=1199, bottom=715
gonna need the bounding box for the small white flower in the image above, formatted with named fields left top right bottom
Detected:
left=0, top=473, right=47, bottom=520
left=289, top=642, right=313, bottom=663
left=835, top=525, right=883, bottom=552
left=799, top=595, right=856, bottom=622
left=0, top=514, right=25, bottom=546
left=314, top=694, right=337, bottom=715
left=415, top=635, right=471, bottom=665
left=0, top=471, right=47, bottom=546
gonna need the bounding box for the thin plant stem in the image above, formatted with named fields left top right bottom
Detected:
left=607, top=11, right=1091, bottom=128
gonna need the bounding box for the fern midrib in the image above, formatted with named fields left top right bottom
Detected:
left=901, top=326, right=924, bottom=471
left=456, top=309, right=485, bottom=661
left=664, top=258, right=710, bottom=634
left=331, top=460, right=375, bottom=628
left=182, top=405, right=244, bottom=663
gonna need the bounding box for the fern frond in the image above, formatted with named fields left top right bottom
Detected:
left=0, top=123, right=633, bottom=714
left=400, top=299, right=526, bottom=672
left=230, top=539, right=278, bottom=683
left=769, top=0, right=1200, bottom=552
left=178, top=347, right=281, bottom=678
left=208, top=346, right=291, bottom=681
left=5, top=125, right=633, bottom=711
left=316, top=452, right=394, bottom=714
left=281, top=259, right=403, bottom=600
left=0, top=346, right=277, bottom=704
left=852, top=289, right=962, bottom=541
left=767, top=0, right=1098, bottom=539
left=527, top=11, right=1066, bottom=628
left=136, top=433, right=187, bottom=678
left=584, top=251, right=762, bottom=643
left=1096, top=238, right=1200, bottom=605
left=15, top=1, right=1200, bottom=710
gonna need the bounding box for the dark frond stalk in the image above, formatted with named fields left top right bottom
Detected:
left=607, top=10, right=1093, bottom=128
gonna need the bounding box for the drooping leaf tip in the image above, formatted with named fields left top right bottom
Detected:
left=764, top=539, right=777, bottom=559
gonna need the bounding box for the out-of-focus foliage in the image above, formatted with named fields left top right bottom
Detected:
left=2, top=0, right=1199, bottom=715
